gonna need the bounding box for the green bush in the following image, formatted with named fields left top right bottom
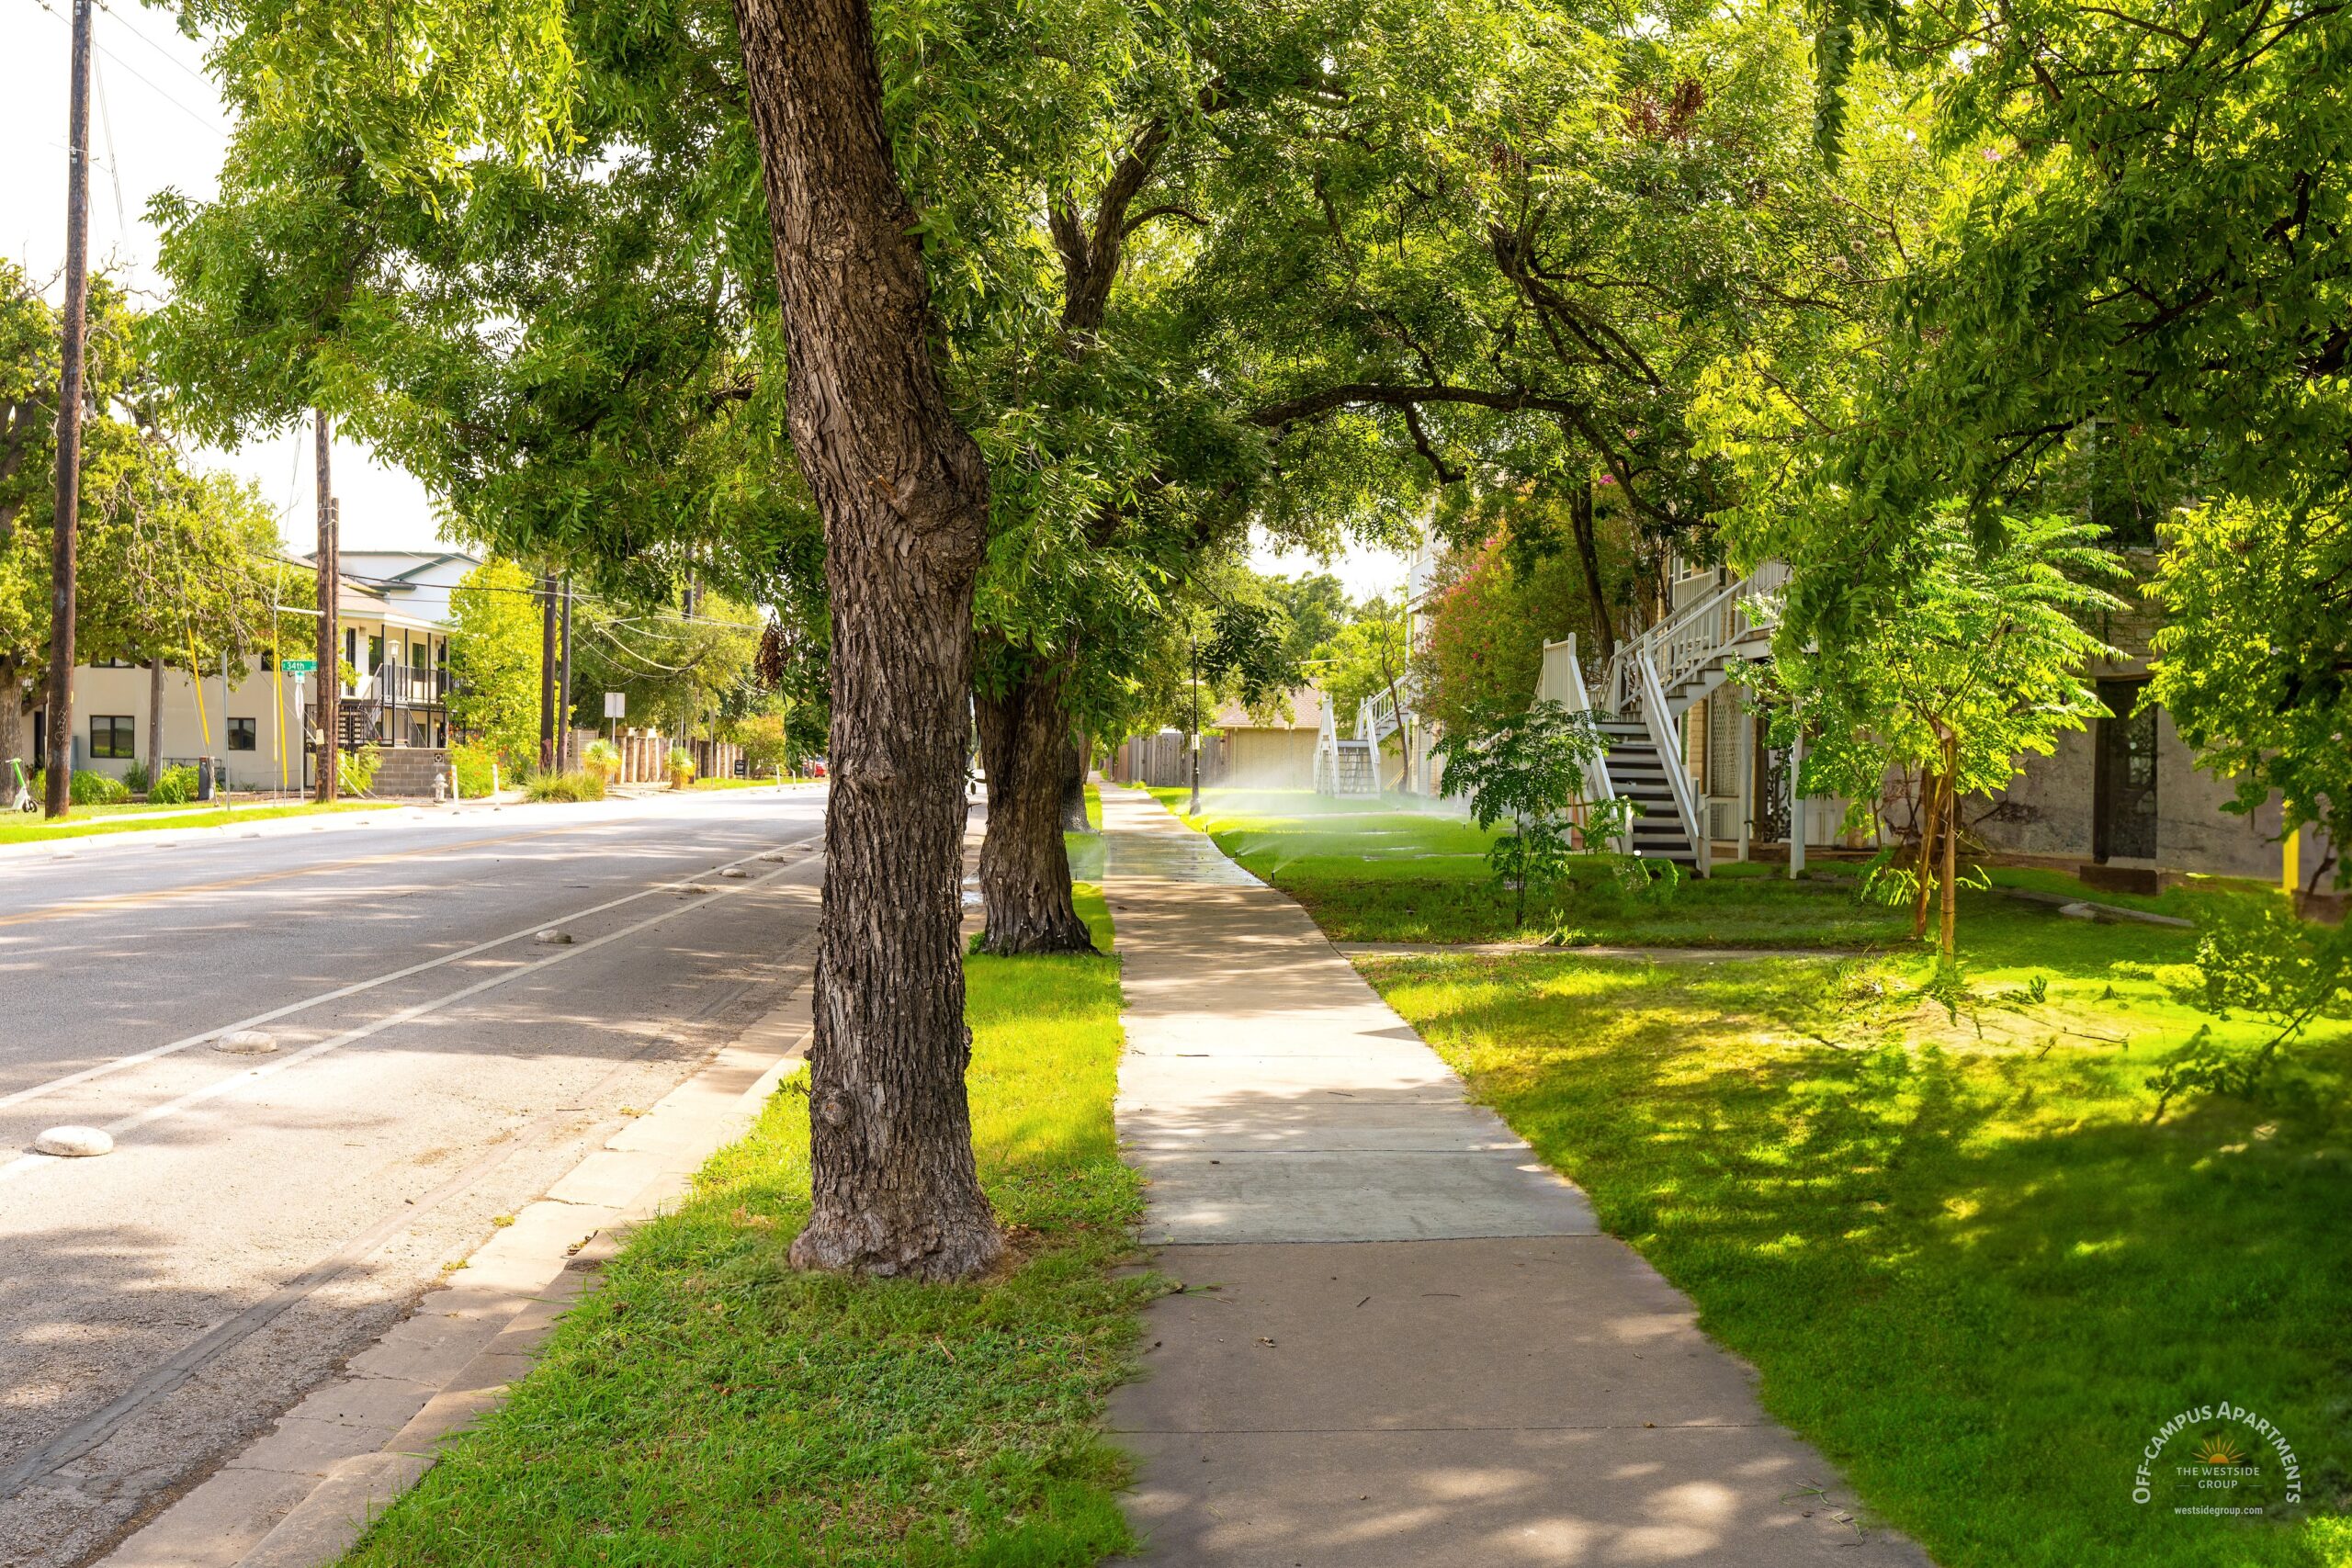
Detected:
left=68, top=770, right=129, bottom=806
left=149, top=763, right=198, bottom=806
left=734, top=712, right=791, bottom=774
left=448, top=741, right=498, bottom=798
left=581, top=739, right=621, bottom=781
left=121, top=761, right=152, bottom=795
left=339, top=744, right=382, bottom=797
left=666, top=745, right=697, bottom=782
left=524, top=769, right=608, bottom=804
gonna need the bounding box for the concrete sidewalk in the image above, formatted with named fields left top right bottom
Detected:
left=1101, top=786, right=1929, bottom=1566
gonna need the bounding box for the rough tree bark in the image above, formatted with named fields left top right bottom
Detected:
left=737, top=0, right=1001, bottom=1280
left=1060, top=729, right=1091, bottom=833
left=976, top=661, right=1096, bottom=955
left=967, top=121, right=1172, bottom=952
left=1569, top=478, right=1616, bottom=663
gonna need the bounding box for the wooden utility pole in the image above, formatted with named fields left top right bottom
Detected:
left=558, top=574, right=573, bottom=773
left=146, top=657, right=162, bottom=783
left=537, top=572, right=557, bottom=773
left=42, top=0, right=93, bottom=819
left=312, top=414, right=338, bottom=802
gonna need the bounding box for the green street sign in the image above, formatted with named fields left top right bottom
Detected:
left=281, top=659, right=318, bottom=673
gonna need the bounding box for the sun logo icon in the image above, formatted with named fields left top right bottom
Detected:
left=2192, top=1434, right=2246, bottom=1467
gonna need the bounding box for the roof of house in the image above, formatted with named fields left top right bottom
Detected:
left=301, top=547, right=481, bottom=588
left=1213, top=685, right=1328, bottom=732
left=380, top=552, right=480, bottom=583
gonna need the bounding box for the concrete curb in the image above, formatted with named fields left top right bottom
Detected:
left=95, top=990, right=815, bottom=1568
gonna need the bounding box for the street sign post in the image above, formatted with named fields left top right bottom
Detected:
left=604, top=692, right=628, bottom=762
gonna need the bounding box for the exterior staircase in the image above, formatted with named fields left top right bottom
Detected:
left=1314, top=682, right=1414, bottom=796
left=1536, top=561, right=1789, bottom=876
left=1323, top=739, right=1377, bottom=795
left=1592, top=720, right=1700, bottom=869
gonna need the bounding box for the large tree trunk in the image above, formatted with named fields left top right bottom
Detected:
left=738, top=0, right=1001, bottom=1280
left=1569, top=478, right=1616, bottom=663
left=1060, top=729, right=1091, bottom=833
left=976, top=660, right=1094, bottom=955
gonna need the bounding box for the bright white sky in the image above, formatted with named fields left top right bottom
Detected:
left=0, top=2, right=1405, bottom=592
left=2, top=0, right=440, bottom=555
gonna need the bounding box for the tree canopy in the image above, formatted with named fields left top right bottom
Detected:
left=2, top=262, right=297, bottom=768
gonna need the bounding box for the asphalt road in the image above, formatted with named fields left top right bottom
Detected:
left=0, top=785, right=831, bottom=1568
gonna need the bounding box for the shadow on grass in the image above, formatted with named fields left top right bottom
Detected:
left=342, top=888, right=1152, bottom=1568
left=1368, top=952, right=2352, bottom=1568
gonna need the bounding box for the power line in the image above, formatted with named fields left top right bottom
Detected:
left=90, top=42, right=127, bottom=235
left=20, top=0, right=226, bottom=140
left=93, top=0, right=216, bottom=96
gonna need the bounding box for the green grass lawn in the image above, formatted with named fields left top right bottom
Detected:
left=1360, top=897, right=2352, bottom=1568
left=1138, top=785, right=2296, bottom=948
left=342, top=886, right=1150, bottom=1568
left=1145, top=785, right=1907, bottom=947
left=0, top=800, right=394, bottom=847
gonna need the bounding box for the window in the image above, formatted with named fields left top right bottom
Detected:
left=368, top=634, right=385, bottom=673
left=227, top=717, right=257, bottom=752
left=90, top=715, right=134, bottom=759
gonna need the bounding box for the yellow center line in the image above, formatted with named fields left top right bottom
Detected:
left=0, top=820, right=620, bottom=930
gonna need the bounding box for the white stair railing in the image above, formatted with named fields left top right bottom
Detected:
left=1593, top=559, right=1789, bottom=719
left=1636, top=652, right=1711, bottom=876
left=1314, top=698, right=1340, bottom=795
left=1357, top=680, right=1412, bottom=745
left=1543, top=635, right=1630, bottom=854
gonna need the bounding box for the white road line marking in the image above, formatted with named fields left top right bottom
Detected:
left=0, top=833, right=826, bottom=1116
left=0, top=855, right=821, bottom=1186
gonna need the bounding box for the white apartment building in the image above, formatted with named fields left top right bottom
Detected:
left=44, top=549, right=478, bottom=795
